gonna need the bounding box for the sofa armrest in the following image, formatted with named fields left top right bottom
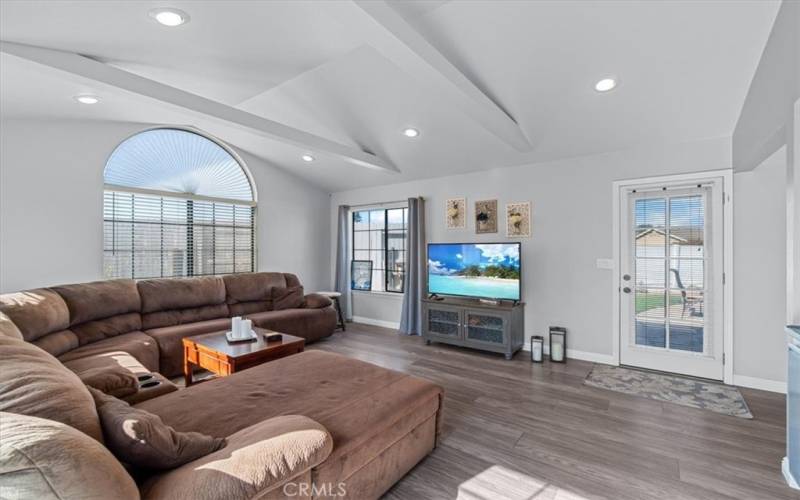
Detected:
left=303, top=293, right=332, bottom=309
left=142, top=415, right=333, bottom=500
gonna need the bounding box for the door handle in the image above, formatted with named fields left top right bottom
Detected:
left=622, top=287, right=632, bottom=294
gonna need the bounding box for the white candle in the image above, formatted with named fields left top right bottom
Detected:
left=232, top=316, right=242, bottom=338
left=551, top=342, right=564, bottom=362
left=532, top=343, right=543, bottom=362
left=243, top=319, right=253, bottom=336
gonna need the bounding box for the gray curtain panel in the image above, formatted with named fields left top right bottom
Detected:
left=399, top=197, right=425, bottom=335
left=334, top=205, right=352, bottom=321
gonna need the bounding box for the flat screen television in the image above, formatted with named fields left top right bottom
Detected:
left=427, top=242, right=521, bottom=301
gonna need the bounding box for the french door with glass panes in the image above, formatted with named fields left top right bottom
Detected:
left=619, top=179, right=724, bottom=380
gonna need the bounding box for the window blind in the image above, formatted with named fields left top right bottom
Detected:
left=104, top=190, right=255, bottom=279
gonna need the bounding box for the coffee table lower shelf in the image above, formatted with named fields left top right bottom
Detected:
left=182, top=328, right=305, bottom=386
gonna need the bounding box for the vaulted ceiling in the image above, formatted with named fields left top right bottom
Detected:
left=0, top=0, right=781, bottom=191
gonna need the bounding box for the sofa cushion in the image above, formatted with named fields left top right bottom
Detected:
left=138, top=276, right=226, bottom=314
left=62, top=350, right=151, bottom=377
left=141, top=415, right=333, bottom=500
left=59, top=331, right=160, bottom=372
left=145, top=318, right=232, bottom=377
left=91, top=388, right=226, bottom=471
left=138, top=276, right=229, bottom=330
left=51, top=279, right=140, bottom=325
left=79, top=366, right=140, bottom=399
left=303, top=293, right=332, bottom=309
left=0, top=289, right=70, bottom=342
left=271, top=286, right=304, bottom=310
left=0, top=311, right=23, bottom=340
left=223, top=272, right=287, bottom=303
left=70, top=312, right=143, bottom=346
left=135, top=351, right=443, bottom=487
left=0, top=335, right=103, bottom=442
left=0, top=412, right=139, bottom=500
left=247, top=308, right=336, bottom=343
left=31, top=329, right=80, bottom=357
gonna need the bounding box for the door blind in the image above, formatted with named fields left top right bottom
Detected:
left=104, top=190, right=255, bottom=279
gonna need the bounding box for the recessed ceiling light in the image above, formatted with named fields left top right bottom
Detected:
left=403, top=128, right=419, bottom=138
left=74, top=94, right=100, bottom=104
left=594, top=78, right=617, bottom=92
left=149, top=8, right=189, bottom=27
left=302, top=154, right=315, bottom=162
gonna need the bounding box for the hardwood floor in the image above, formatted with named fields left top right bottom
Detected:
left=308, top=323, right=796, bottom=500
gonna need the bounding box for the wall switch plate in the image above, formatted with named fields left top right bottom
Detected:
left=596, top=258, right=614, bottom=270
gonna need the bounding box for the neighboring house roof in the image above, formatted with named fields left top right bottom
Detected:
left=635, top=228, right=688, bottom=243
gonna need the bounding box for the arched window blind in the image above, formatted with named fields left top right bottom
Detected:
left=103, top=128, right=256, bottom=279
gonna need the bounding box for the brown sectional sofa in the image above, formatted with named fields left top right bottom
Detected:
left=1, top=272, right=338, bottom=377
left=0, top=273, right=444, bottom=499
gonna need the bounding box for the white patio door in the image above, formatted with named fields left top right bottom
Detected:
left=619, top=178, right=725, bottom=380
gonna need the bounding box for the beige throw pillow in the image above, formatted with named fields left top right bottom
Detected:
left=90, top=388, right=226, bottom=470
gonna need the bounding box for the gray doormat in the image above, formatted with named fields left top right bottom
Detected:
left=585, top=365, right=753, bottom=419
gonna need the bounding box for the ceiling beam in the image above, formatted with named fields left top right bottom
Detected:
left=0, top=41, right=399, bottom=174
left=345, top=0, right=532, bottom=151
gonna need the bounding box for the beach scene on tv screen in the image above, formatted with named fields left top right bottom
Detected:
left=428, top=243, right=520, bottom=300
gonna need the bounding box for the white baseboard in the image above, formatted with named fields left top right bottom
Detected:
left=521, top=342, right=616, bottom=365
left=783, top=457, right=799, bottom=490
left=732, top=375, right=787, bottom=394
left=351, top=316, right=400, bottom=330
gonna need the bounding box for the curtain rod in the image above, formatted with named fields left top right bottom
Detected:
left=347, top=197, right=422, bottom=209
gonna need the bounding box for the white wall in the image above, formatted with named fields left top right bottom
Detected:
left=331, top=136, right=732, bottom=356
left=733, top=148, right=788, bottom=386
left=0, top=118, right=331, bottom=293
left=331, top=135, right=788, bottom=387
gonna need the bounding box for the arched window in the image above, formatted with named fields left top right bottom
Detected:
left=103, top=128, right=256, bottom=279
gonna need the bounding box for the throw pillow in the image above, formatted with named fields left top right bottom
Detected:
left=90, top=388, right=226, bottom=470
left=271, top=286, right=304, bottom=310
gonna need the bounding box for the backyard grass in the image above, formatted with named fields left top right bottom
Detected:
left=635, top=292, right=683, bottom=314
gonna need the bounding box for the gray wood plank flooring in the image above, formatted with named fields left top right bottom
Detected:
left=308, top=323, right=797, bottom=500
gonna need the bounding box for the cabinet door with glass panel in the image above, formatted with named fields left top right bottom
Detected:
left=424, top=304, right=463, bottom=340
left=463, top=309, right=508, bottom=348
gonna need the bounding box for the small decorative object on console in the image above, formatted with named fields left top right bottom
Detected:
left=530, top=335, right=544, bottom=362
left=264, top=332, right=283, bottom=342
left=549, top=326, right=566, bottom=362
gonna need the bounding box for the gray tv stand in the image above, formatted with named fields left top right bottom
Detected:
left=422, top=296, right=524, bottom=360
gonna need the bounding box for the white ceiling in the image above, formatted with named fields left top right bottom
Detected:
left=0, top=0, right=781, bottom=192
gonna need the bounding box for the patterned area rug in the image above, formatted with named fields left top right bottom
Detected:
left=585, top=365, right=753, bottom=419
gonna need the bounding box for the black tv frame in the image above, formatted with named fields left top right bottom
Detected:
left=426, top=242, right=522, bottom=302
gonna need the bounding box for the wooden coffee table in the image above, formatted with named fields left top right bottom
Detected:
left=182, top=328, right=305, bottom=386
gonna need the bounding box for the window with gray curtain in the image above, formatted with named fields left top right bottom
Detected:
left=103, top=128, right=256, bottom=279
left=352, top=207, right=408, bottom=292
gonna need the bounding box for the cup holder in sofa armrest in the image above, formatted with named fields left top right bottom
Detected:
left=137, top=374, right=155, bottom=382
left=140, top=380, right=162, bottom=389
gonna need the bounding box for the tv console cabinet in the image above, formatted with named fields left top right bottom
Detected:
left=422, top=297, right=524, bottom=360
